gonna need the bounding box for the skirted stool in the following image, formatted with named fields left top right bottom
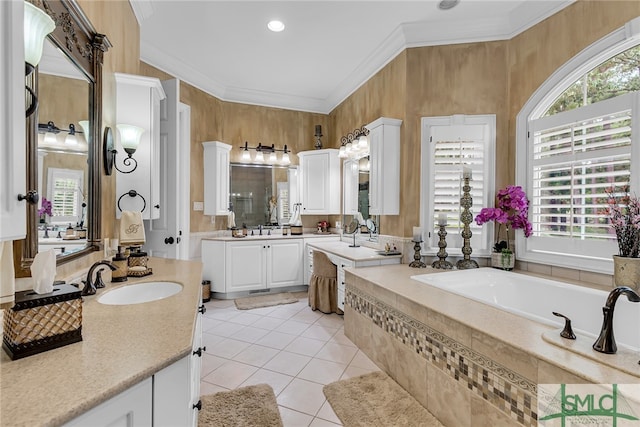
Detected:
left=308, top=251, right=342, bottom=314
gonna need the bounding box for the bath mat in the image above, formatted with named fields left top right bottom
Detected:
left=234, top=292, right=298, bottom=310
left=323, top=371, right=444, bottom=427
left=198, top=383, right=283, bottom=427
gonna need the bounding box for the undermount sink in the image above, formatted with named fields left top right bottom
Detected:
left=98, top=281, right=183, bottom=305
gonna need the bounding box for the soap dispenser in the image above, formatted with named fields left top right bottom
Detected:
left=111, top=247, right=129, bottom=282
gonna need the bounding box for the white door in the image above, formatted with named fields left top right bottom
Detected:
left=145, top=79, right=180, bottom=258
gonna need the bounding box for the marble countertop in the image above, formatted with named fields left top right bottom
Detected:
left=307, top=241, right=402, bottom=262
left=204, top=232, right=340, bottom=241
left=0, top=257, right=203, bottom=427
left=344, top=264, right=640, bottom=384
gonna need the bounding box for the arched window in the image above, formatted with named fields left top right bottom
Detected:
left=516, top=18, right=640, bottom=274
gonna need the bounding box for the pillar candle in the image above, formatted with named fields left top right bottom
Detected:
left=437, top=213, right=447, bottom=226
left=315, top=125, right=322, bottom=136
left=413, top=226, right=423, bottom=242
left=462, top=166, right=472, bottom=180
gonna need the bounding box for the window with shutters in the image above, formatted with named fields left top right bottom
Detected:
left=46, top=168, right=84, bottom=225
left=516, top=20, right=639, bottom=273
left=421, top=115, right=496, bottom=256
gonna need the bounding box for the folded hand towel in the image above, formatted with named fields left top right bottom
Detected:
left=120, top=210, right=146, bottom=245
left=0, top=241, right=16, bottom=308
left=228, top=211, right=236, bottom=228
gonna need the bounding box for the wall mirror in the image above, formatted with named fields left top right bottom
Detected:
left=230, top=163, right=297, bottom=227
left=15, top=0, right=110, bottom=276
left=342, top=157, right=379, bottom=237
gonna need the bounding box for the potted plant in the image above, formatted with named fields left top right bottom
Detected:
left=475, top=185, right=532, bottom=270
left=602, top=185, right=640, bottom=287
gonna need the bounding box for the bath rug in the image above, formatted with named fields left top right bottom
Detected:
left=198, top=383, right=283, bottom=427
left=234, top=292, right=298, bottom=310
left=323, top=371, right=444, bottom=427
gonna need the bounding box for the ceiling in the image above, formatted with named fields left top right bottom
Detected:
left=133, top=0, right=573, bottom=114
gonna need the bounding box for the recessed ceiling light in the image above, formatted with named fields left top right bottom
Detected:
left=438, top=0, right=459, bottom=10
left=267, top=20, right=285, bottom=32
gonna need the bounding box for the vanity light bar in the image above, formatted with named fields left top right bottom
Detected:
left=339, top=126, right=369, bottom=159
left=239, top=141, right=291, bottom=164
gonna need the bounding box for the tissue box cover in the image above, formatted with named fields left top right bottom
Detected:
left=3, top=284, right=82, bottom=360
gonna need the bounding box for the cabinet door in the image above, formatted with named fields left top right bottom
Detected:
left=267, top=239, right=303, bottom=288
left=0, top=1, right=26, bottom=241
left=63, top=378, right=152, bottom=427
left=202, top=141, right=231, bottom=216
left=154, top=356, right=191, bottom=427
left=299, top=150, right=340, bottom=215
left=367, top=117, right=401, bottom=215
left=202, top=240, right=226, bottom=293
left=227, top=240, right=266, bottom=291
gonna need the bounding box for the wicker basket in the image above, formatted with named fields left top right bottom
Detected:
left=3, top=284, right=82, bottom=360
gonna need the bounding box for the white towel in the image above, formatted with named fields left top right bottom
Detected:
left=120, top=210, right=146, bottom=245
left=0, top=241, right=16, bottom=307
left=228, top=211, right=236, bottom=228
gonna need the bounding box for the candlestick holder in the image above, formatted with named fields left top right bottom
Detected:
left=409, top=240, right=426, bottom=268
left=432, top=225, right=453, bottom=269
left=314, top=126, right=323, bottom=150
left=457, top=176, right=479, bottom=269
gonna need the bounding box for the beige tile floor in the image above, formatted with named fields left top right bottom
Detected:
left=200, top=295, right=381, bottom=427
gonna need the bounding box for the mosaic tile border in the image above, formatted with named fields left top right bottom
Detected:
left=346, top=285, right=538, bottom=426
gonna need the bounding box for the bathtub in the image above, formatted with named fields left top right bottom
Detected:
left=411, top=268, right=640, bottom=352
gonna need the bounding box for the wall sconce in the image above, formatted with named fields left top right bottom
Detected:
left=240, top=141, right=291, bottom=165
left=339, top=126, right=369, bottom=159
left=103, top=124, right=145, bottom=175
left=24, top=1, right=55, bottom=117
left=37, top=121, right=85, bottom=148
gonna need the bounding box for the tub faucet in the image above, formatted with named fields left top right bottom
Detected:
left=592, top=286, right=640, bottom=354
left=82, top=260, right=117, bottom=296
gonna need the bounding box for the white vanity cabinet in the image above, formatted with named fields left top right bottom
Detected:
left=202, top=238, right=304, bottom=294
left=298, top=149, right=340, bottom=215
left=366, top=117, right=402, bottom=215
left=202, top=141, right=231, bottom=216
left=115, top=73, right=166, bottom=220
left=0, top=1, right=26, bottom=241
left=154, top=301, right=204, bottom=427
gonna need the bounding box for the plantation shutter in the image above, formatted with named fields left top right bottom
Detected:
left=47, top=168, right=84, bottom=225
left=422, top=115, right=495, bottom=255
left=527, top=92, right=637, bottom=260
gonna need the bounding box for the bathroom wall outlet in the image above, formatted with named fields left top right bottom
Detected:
left=193, top=201, right=204, bottom=211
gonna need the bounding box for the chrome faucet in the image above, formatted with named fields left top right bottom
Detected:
left=592, top=286, right=640, bottom=354
left=82, top=260, right=117, bottom=296
left=258, top=224, right=263, bottom=236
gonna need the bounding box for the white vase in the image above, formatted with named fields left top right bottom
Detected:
left=613, top=255, right=640, bottom=290
left=491, top=251, right=514, bottom=270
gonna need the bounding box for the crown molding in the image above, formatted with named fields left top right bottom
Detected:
left=129, top=0, right=154, bottom=25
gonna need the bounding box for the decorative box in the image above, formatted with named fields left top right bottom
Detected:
left=2, top=284, right=82, bottom=360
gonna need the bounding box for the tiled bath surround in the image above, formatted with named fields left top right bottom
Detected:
left=342, top=266, right=638, bottom=427
left=346, top=286, right=537, bottom=426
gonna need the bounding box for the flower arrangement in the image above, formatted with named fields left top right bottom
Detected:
left=475, top=185, right=532, bottom=253
left=37, top=197, right=52, bottom=222
left=602, top=185, right=640, bottom=258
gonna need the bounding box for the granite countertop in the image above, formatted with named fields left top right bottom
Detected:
left=307, top=241, right=402, bottom=262
left=204, top=232, right=340, bottom=241
left=0, top=257, right=203, bottom=427
left=345, top=264, right=640, bottom=384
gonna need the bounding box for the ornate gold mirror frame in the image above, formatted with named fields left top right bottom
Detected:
left=14, top=0, right=111, bottom=276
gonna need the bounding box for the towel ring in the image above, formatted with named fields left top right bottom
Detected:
left=117, top=190, right=147, bottom=212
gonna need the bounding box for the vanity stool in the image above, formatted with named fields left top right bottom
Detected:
left=309, top=251, right=342, bottom=314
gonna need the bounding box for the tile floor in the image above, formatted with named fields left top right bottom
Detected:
left=200, top=295, right=381, bottom=426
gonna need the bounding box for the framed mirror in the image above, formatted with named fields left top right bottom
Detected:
left=342, top=157, right=378, bottom=237
left=230, top=163, right=297, bottom=227
left=15, top=0, right=111, bottom=276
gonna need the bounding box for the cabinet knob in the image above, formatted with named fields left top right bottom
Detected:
left=164, top=236, right=175, bottom=244
left=193, top=400, right=202, bottom=411
left=17, top=191, right=39, bottom=205
left=198, top=305, right=206, bottom=314
left=154, top=204, right=160, bottom=209
left=193, top=346, right=206, bottom=357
